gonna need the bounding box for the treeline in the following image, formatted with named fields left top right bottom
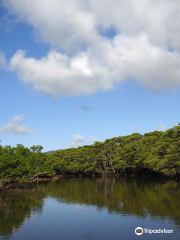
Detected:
left=0, top=124, right=180, bottom=181
left=49, top=124, right=180, bottom=177
left=0, top=144, right=53, bottom=181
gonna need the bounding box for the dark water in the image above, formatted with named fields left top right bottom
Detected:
left=0, top=177, right=180, bottom=240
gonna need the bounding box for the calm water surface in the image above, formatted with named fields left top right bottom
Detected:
left=0, top=177, right=180, bottom=240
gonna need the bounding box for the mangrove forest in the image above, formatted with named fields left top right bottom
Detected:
left=1, top=123, right=180, bottom=182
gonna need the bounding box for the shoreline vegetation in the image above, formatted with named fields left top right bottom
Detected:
left=1, top=124, right=180, bottom=190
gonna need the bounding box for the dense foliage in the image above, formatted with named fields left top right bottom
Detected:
left=49, top=124, right=180, bottom=177
left=0, top=143, right=53, bottom=181
left=0, top=123, right=180, bottom=181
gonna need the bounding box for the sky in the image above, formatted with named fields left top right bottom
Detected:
left=0, top=0, right=180, bottom=152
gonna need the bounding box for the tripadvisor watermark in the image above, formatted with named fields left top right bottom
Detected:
left=135, top=227, right=173, bottom=235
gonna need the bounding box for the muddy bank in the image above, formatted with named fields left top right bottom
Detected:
left=0, top=177, right=58, bottom=193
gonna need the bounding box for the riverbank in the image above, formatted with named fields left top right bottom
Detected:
left=1, top=124, right=180, bottom=185
left=1, top=169, right=179, bottom=193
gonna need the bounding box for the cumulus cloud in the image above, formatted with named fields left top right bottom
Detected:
left=68, top=134, right=97, bottom=148
left=1, top=0, right=100, bottom=53
left=2, top=0, right=180, bottom=96
left=0, top=114, right=35, bottom=134
left=157, top=123, right=166, bottom=132
left=10, top=34, right=180, bottom=96
left=132, top=126, right=138, bottom=130
left=3, top=0, right=180, bottom=51
left=10, top=49, right=110, bottom=96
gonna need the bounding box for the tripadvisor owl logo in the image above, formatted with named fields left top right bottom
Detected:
left=135, top=227, right=143, bottom=235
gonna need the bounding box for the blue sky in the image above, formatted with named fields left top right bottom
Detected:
left=0, top=0, right=180, bottom=152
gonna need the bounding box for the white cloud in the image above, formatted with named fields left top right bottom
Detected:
left=1, top=0, right=100, bottom=53
left=3, top=0, right=180, bottom=51
left=0, top=114, right=35, bottom=134
left=68, top=134, right=97, bottom=148
left=10, top=49, right=110, bottom=96
left=2, top=0, right=180, bottom=96
left=157, top=123, right=166, bottom=132
left=132, top=126, right=138, bottom=130
left=10, top=35, right=180, bottom=96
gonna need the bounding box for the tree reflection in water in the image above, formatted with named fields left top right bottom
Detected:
left=0, top=177, right=180, bottom=238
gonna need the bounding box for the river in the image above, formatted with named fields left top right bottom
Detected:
left=0, top=177, right=180, bottom=239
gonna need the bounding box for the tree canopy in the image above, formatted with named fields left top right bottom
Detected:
left=1, top=124, right=180, bottom=181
